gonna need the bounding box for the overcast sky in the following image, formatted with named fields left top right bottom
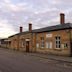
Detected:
left=0, top=0, right=72, bottom=38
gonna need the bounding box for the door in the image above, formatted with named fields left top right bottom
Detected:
left=26, top=41, right=29, bottom=52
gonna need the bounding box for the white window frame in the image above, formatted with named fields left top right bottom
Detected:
left=21, top=39, right=25, bottom=47
left=41, top=41, right=44, bottom=48
left=55, top=36, right=61, bottom=49
left=36, top=43, right=39, bottom=48
left=46, top=42, right=52, bottom=48
left=40, top=37, right=44, bottom=48
left=64, top=43, right=68, bottom=48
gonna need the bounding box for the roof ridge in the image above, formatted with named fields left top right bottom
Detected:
left=9, top=23, right=72, bottom=37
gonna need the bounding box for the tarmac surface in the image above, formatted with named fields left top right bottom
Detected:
left=0, top=48, right=72, bottom=72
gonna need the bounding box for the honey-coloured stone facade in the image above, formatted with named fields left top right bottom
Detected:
left=6, top=28, right=72, bottom=56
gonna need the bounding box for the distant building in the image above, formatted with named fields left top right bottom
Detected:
left=0, top=38, right=9, bottom=48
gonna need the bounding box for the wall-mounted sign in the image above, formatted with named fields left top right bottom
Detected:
left=46, top=34, right=52, bottom=38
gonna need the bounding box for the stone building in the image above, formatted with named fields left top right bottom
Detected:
left=7, top=13, right=72, bottom=56
left=0, top=38, right=9, bottom=48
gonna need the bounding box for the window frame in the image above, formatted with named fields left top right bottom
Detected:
left=40, top=37, right=45, bottom=48
left=36, top=42, right=39, bottom=48
left=55, top=36, right=61, bottom=49
left=46, top=42, right=52, bottom=49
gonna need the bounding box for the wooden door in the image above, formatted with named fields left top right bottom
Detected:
left=26, top=41, right=29, bottom=52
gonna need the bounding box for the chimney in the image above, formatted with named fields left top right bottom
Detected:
left=60, top=13, right=65, bottom=24
left=29, top=23, right=32, bottom=32
left=20, top=26, right=23, bottom=33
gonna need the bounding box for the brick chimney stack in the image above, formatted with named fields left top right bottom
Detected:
left=29, top=23, right=32, bottom=32
left=20, top=26, right=23, bottom=33
left=60, top=13, right=65, bottom=24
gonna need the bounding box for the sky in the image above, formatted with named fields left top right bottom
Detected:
left=0, top=0, right=72, bottom=38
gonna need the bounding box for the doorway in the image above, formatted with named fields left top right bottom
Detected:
left=26, top=41, right=29, bottom=52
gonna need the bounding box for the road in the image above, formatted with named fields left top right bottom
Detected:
left=0, top=48, right=72, bottom=72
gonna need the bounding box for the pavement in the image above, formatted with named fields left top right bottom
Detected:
left=27, top=52, right=72, bottom=63
left=2, top=48, right=72, bottom=63
left=3, top=48, right=72, bottom=63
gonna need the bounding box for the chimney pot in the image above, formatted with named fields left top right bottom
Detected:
left=20, top=26, right=23, bottom=33
left=60, top=13, right=65, bottom=24
left=29, top=23, right=32, bottom=32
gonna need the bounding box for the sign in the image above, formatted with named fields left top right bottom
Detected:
left=46, top=34, right=52, bottom=38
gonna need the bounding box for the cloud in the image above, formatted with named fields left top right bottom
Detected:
left=0, top=19, right=16, bottom=38
left=0, top=0, right=28, bottom=12
left=0, top=0, right=72, bottom=38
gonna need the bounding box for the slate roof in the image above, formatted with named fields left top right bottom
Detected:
left=32, top=23, right=72, bottom=33
left=8, top=31, right=29, bottom=38
left=9, top=23, right=72, bottom=38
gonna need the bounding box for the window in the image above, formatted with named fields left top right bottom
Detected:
left=64, top=43, right=68, bottom=48
left=36, top=43, right=39, bottom=48
left=55, top=36, right=61, bottom=48
left=41, top=42, right=44, bottom=48
left=22, top=39, right=25, bottom=47
left=21, top=39, right=25, bottom=47
left=40, top=37, right=44, bottom=48
left=46, top=42, right=52, bottom=48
